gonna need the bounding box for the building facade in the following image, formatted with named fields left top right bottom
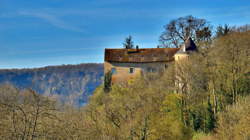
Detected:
left=104, top=38, right=197, bottom=83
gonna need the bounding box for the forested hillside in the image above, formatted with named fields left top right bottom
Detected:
left=0, top=63, right=103, bottom=106
left=0, top=27, right=249, bottom=140
left=0, top=14, right=250, bottom=139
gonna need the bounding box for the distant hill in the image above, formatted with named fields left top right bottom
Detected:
left=0, top=63, right=104, bottom=106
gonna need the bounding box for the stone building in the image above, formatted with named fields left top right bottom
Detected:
left=104, top=37, right=197, bottom=83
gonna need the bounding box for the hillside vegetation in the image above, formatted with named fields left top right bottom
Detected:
left=0, top=30, right=249, bottom=140
left=0, top=63, right=103, bottom=106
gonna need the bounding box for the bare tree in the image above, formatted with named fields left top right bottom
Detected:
left=215, top=24, right=232, bottom=38
left=160, top=15, right=212, bottom=48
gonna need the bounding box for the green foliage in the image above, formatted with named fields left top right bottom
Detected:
left=104, top=71, right=112, bottom=93
left=87, top=78, right=194, bottom=140
left=191, top=111, right=203, bottom=131
left=205, top=99, right=216, bottom=133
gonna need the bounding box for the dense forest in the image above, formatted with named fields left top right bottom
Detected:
left=0, top=16, right=249, bottom=140
left=0, top=63, right=103, bottom=106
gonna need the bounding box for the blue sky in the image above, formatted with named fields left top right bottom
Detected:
left=0, top=0, right=249, bottom=68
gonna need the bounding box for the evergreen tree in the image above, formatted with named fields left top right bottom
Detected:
left=191, top=112, right=203, bottom=131
left=104, top=71, right=112, bottom=93
left=123, top=35, right=134, bottom=49
left=205, top=99, right=216, bottom=132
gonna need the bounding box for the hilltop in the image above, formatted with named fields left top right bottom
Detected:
left=0, top=63, right=104, bottom=106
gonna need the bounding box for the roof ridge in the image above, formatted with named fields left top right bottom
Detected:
left=105, top=47, right=180, bottom=63
left=105, top=48, right=180, bottom=50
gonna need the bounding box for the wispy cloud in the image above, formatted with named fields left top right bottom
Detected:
left=0, top=10, right=84, bottom=32
left=17, top=10, right=84, bottom=32
left=88, top=0, right=131, bottom=6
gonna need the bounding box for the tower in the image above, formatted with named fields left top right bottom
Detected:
left=174, top=37, right=197, bottom=61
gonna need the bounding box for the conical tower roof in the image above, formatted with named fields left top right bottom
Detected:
left=184, top=37, right=197, bottom=51
left=175, top=37, right=197, bottom=54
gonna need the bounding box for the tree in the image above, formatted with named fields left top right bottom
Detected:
left=0, top=85, right=59, bottom=140
left=196, top=26, right=212, bottom=43
left=104, top=71, right=112, bottom=93
left=205, top=99, right=216, bottom=132
left=160, top=15, right=212, bottom=48
left=123, top=35, right=134, bottom=49
left=216, top=96, right=250, bottom=140
left=210, top=30, right=250, bottom=104
left=215, top=24, right=231, bottom=38
left=232, top=24, right=250, bottom=32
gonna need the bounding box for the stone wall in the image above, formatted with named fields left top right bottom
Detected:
left=104, top=61, right=169, bottom=83
left=174, top=53, right=189, bottom=61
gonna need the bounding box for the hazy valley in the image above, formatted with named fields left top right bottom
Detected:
left=0, top=63, right=103, bottom=106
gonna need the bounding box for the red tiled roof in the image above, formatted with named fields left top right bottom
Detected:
left=105, top=48, right=180, bottom=63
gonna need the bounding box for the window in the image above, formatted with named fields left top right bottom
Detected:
left=111, top=68, right=117, bottom=74
left=147, top=67, right=152, bottom=72
left=129, top=68, right=134, bottom=74
left=165, top=64, right=168, bottom=69
left=147, top=67, right=156, bottom=73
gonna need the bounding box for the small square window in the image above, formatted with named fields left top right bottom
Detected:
left=129, top=68, right=134, bottom=74
left=111, top=68, right=117, bottom=74
left=165, top=64, right=168, bottom=69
